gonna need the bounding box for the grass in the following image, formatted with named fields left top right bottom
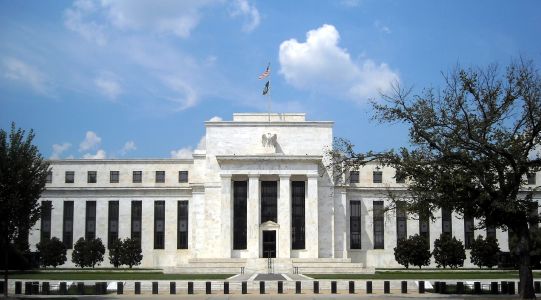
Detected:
left=308, top=271, right=541, bottom=280
left=9, top=271, right=234, bottom=280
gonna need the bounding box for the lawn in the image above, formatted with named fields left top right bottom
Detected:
left=9, top=271, right=234, bottom=280
left=308, top=271, right=541, bottom=280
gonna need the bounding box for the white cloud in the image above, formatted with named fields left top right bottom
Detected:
left=279, top=24, right=399, bottom=103
left=64, top=0, right=107, bottom=46
left=2, top=57, right=50, bottom=95
left=119, top=140, right=136, bottom=156
left=374, top=20, right=391, bottom=34
left=83, top=149, right=106, bottom=159
left=208, top=116, right=223, bottom=122
left=94, top=72, right=122, bottom=100
left=79, top=131, right=102, bottom=151
left=170, top=147, right=193, bottom=159
left=230, top=0, right=260, bottom=32
left=50, top=143, right=72, bottom=159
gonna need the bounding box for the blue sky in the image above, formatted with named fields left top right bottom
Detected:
left=1, top=0, right=540, bottom=159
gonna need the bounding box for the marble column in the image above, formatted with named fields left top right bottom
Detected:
left=247, top=174, right=260, bottom=258
left=220, top=174, right=232, bottom=258
left=278, top=174, right=291, bottom=258
left=306, top=174, right=319, bottom=258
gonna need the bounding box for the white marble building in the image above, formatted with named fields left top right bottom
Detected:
left=29, top=113, right=540, bottom=273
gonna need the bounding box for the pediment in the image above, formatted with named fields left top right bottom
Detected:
left=260, top=220, right=280, bottom=230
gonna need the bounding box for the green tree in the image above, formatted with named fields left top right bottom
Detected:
left=72, top=237, right=105, bottom=268
left=470, top=235, right=500, bottom=268
left=36, top=237, right=67, bottom=268
left=327, top=60, right=541, bottom=298
left=108, top=239, right=123, bottom=268
left=0, top=123, right=49, bottom=296
left=433, top=233, right=466, bottom=268
left=120, top=238, right=142, bottom=268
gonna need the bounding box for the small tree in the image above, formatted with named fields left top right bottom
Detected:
left=108, top=239, right=123, bottom=268
left=470, top=235, right=500, bottom=269
left=433, top=233, right=466, bottom=268
left=72, top=237, right=105, bottom=268
left=36, top=237, right=66, bottom=268
left=394, top=234, right=431, bottom=269
left=121, top=238, right=142, bottom=268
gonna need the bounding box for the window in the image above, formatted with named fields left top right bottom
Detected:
left=154, top=201, right=165, bottom=249
left=292, top=181, right=306, bottom=250
left=63, top=201, right=74, bottom=249
left=395, top=171, right=405, bottom=183
left=133, top=171, right=142, bottom=183
left=350, top=200, right=362, bottom=249
left=261, top=181, right=278, bottom=223
left=233, top=181, right=247, bottom=250
left=40, top=201, right=52, bottom=242
left=486, top=225, right=496, bottom=239
left=373, top=171, right=383, bottom=183
left=46, top=171, right=52, bottom=183
left=179, top=171, right=189, bottom=183
left=396, top=201, right=407, bottom=242
left=177, top=201, right=189, bottom=249
left=442, top=207, right=452, bottom=235
left=527, top=173, right=536, bottom=185
left=373, top=201, right=384, bottom=249
left=419, top=215, right=430, bottom=243
left=108, top=201, right=119, bottom=248
left=350, top=171, right=359, bottom=183
left=85, top=201, right=96, bottom=240
left=110, top=171, right=119, bottom=183
left=155, top=171, right=165, bottom=183
left=65, top=171, right=74, bottom=183
left=87, top=171, right=97, bottom=183
left=131, top=201, right=142, bottom=244
left=464, top=214, right=474, bottom=249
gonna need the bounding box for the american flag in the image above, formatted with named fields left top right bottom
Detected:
left=258, top=64, right=270, bottom=80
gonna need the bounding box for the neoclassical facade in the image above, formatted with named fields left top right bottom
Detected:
left=29, top=113, right=540, bottom=273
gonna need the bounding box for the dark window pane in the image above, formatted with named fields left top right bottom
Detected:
left=350, top=171, right=359, bottom=183
left=373, top=201, right=384, bottom=249
left=233, top=181, right=247, bottom=249
left=373, top=171, right=383, bottom=183
left=85, top=201, right=96, bottom=240
left=65, top=171, right=74, bottom=183
left=350, top=200, right=362, bottom=249
left=179, top=171, right=189, bottom=183
left=292, top=181, right=305, bottom=250
left=133, top=171, right=142, bottom=183
left=154, top=201, right=165, bottom=249
left=177, top=201, right=189, bottom=249
left=40, top=201, right=52, bottom=242
left=261, top=181, right=277, bottom=223
left=108, top=201, right=119, bottom=248
left=156, top=171, right=165, bottom=183
left=87, top=171, right=97, bottom=183
left=110, top=171, right=119, bottom=183
left=63, top=201, right=74, bottom=248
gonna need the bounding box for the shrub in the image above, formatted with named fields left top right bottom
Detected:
left=121, top=238, right=143, bottom=268
left=433, top=233, right=466, bottom=268
left=394, top=234, right=431, bottom=269
left=108, top=239, right=123, bottom=268
left=470, top=235, right=500, bottom=268
left=36, top=237, right=67, bottom=268
left=72, top=237, right=105, bottom=268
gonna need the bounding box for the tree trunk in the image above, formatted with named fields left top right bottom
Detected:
left=517, top=227, right=535, bottom=299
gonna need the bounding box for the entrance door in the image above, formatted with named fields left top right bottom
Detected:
left=262, top=230, right=276, bottom=258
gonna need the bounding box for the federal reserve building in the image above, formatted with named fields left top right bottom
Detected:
left=28, top=113, right=540, bottom=273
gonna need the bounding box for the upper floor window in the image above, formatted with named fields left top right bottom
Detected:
left=373, top=171, right=383, bottom=183
left=350, top=171, right=359, bottom=183
left=110, top=171, right=119, bottom=183
left=46, top=171, right=53, bottom=183
left=527, top=173, right=536, bottom=185
left=156, top=171, right=165, bottom=183
left=133, top=171, right=142, bottom=183
left=179, top=171, right=189, bottom=183
left=65, top=171, right=74, bottom=183
left=87, top=171, right=97, bottom=183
